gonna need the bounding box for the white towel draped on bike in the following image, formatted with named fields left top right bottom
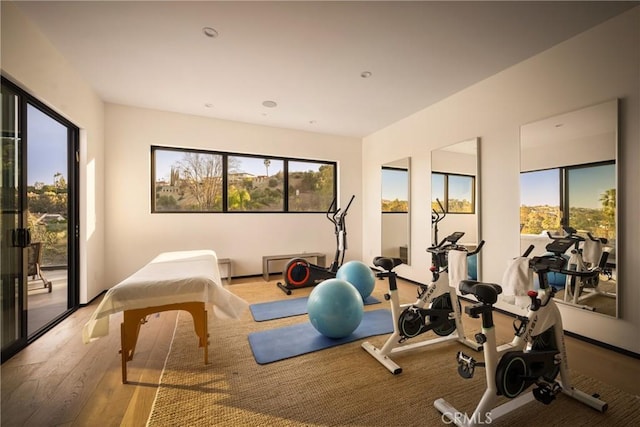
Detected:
left=500, top=256, right=533, bottom=309
left=582, top=238, right=603, bottom=266
left=448, top=249, right=468, bottom=295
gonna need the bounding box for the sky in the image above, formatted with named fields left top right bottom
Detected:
left=520, top=165, right=615, bottom=208
left=27, top=104, right=68, bottom=185
left=381, top=168, right=408, bottom=200
left=154, top=149, right=326, bottom=182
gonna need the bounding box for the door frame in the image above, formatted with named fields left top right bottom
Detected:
left=1, top=76, right=80, bottom=362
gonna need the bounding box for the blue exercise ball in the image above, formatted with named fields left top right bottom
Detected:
left=336, top=260, right=376, bottom=299
left=307, top=278, right=364, bottom=339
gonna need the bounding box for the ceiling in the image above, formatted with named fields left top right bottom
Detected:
left=12, top=1, right=636, bottom=138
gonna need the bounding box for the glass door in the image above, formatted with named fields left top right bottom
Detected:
left=1, top=77, right=79, bottom=362
left=1, top=83, right=27, bottom=358
left=26, top=104, right=73, bottom=336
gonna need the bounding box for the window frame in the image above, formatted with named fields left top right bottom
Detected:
left=381, top=166, right=409, bottom=213
left=519, top=160, right=615, bottom=238
left=151, top=146, right=337, bottom=214
left=431, top=171, right=476, bottom=214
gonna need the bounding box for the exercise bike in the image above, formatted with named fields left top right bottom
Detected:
left=277, top=195, right=355, bottom=295
left=434, top=238, right=607, bottom=426
left=361, top=231, right=484, bottom=374
left=547, top=226, right=614, bottom=311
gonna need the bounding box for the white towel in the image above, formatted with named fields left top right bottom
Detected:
left=582, top=238, right=603, bottom=267
left=500, top=257, right=533, bottom=308
left=448, top=249, right=468, bottom=294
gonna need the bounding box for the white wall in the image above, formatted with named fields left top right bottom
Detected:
left=521, top=131, right=616, bottom=172
left=362, top=7, right=640, bottom=353
left=104, top=104, right=362, bottom=288
left=1, top=1, right=105, bottom=304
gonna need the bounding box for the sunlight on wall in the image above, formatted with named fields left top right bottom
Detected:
left=86, top=157, right=96, bottom=238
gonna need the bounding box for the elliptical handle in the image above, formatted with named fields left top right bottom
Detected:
left=330, top=194, right=355, bottom=224
left=342, top=195, right=355, bottom=215
left=436, top=197, right=445, bottom=213
left=326, top=197, right=338, bottom=219
left=431, top=198, right=446, bottom=223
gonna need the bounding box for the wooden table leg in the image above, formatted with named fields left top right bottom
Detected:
left=120, top=302, right=208, bottom=384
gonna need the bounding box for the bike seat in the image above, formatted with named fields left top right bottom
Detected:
left=459, top=280, right=502, bottom=305
left=373, top=257, right=404, bottom=271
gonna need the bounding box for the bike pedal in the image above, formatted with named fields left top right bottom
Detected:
left=533, top=386, right=555, bottom=405
left=456, top=351, right=477, bottom=379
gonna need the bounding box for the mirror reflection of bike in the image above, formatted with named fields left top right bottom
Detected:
left=547, top=226, right=615, bottom=311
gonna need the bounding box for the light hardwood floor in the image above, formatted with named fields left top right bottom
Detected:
left=1, top=277, right=638, bottom=426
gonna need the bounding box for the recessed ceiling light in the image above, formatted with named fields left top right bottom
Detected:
left=202, top=27, right=218, bottom=38
left=262, top=100, right=278, bottom=108
left=361, top=71, right=372, bottom=78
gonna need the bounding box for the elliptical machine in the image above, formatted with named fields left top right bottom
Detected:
left=434, top=238, right=608, bottom=426
left=277, top=195, right=355, bottom=295
left=361, top=230, right=484, bottom=374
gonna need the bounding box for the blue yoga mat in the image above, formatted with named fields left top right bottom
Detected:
left=248, top=309, right=393, bottom=364
left=250, top=295, right=381, bottom=322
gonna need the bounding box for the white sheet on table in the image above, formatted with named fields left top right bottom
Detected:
left=82, top=250, right=248, bottom=343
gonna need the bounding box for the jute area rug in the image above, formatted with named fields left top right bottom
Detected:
left=147, top=280, right=640, bottom=426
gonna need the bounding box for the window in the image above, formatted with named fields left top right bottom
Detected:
left=431, top=172, right=475, bottom=213
left=228, top=155, right=284, bottom=211
left=153, top=148, right=223, bottom=212
left=520, top=168, right=561, bottom=234
left=152, top=147, right=336, bottom=213
left=567, top=163, right=616, bottom=240
left=288, top=160, right=336, bottom=212
left=520, top=162, right=615, bottom=240
left=381, top=167, right=409, bottom=212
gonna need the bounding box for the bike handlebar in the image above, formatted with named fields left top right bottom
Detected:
left=530, top=255, right=601, bottom=279
left=558, top=267, right=601, bottom=278
left=522, top=244, right=535, bottom=258
left=467, top=240, right=485, bottom=256
left=427, top=239, right=484, bottom=257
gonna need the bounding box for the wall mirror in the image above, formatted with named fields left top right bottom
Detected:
left=381, top=158, right=410, bottom=265
left=431, top=138, right=480, bottom=280
left=520, top=99, right=618, bottom=317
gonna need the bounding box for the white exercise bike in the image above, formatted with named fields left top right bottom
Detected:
left=362, top=231, right=484, bottom=374
left=434, top=238, right=607, bottom=426
left=548, top=226, right=615, bottom=311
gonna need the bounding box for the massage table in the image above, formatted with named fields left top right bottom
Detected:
left=82, top=250, right=248, bottom=383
